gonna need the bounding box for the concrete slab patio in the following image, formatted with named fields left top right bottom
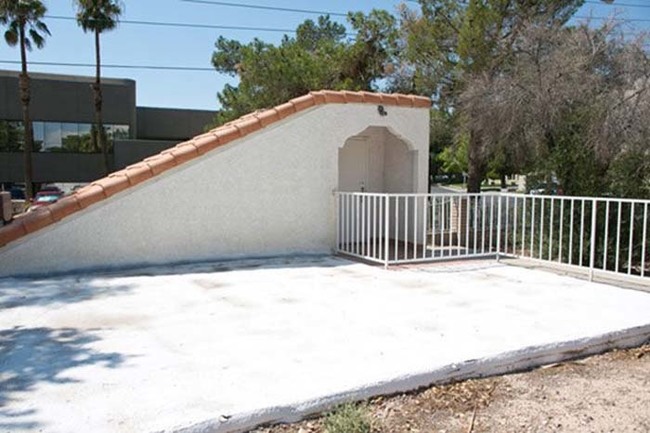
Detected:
left=1, top=256, right=649, bottom=433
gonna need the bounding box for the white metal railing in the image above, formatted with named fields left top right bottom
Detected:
left=335, top=192, right=650, bottom=281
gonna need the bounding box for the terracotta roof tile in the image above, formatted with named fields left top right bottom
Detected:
left=358, top=91, right=383, bottom=104
left=169, top=142, right=200, bottom=164
left=255, top=109, right=280, bottom=127
left=233, top=116, right=263, bottom=136
left=341, top=91, right=364, bottom=103
left=274, top=102, right=297, bottom=119
left=290, top=94, right=316, bottom=111
left=0, top=220, right=27, bottom=246
left=22, top=208, right=55, bottom=233
left=0, top=90, right=431, bottom=249
left=76, top=184, right=107, bottom=209
left=49, top=196, right=82, bottom=221
left=144, top=153, right=176, bottom=175
left=125, top=163, right=155, bottom=186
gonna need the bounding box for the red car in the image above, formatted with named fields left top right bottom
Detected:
left=29, top=190, right=64, bottom=212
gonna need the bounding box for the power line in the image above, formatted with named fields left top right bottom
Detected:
left=585, top=0, right=650, bottom=8
left=45, top=15, right=301, bottom=34
left=180, top=0, right=348, bottom=17
left=575, top=15, right=650, bottom=22
left=0, top=60, right=215, bottom=72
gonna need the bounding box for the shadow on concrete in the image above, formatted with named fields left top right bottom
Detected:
left=0, top=278, right=134, bottom=310
left=0, top=326, right=127, bottom=431
left=35, top=254, right=353, bottom=280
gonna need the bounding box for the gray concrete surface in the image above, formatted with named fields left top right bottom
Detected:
left=1, top=256, right=649, bottom=433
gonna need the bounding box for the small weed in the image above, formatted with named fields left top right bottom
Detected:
left=323, top=403, right=372, bottom=433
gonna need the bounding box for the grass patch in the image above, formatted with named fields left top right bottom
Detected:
left=323, top=403, right=372, bottom=433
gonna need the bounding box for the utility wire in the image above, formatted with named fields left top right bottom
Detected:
left=585, top=0, right=650, bottom=8
left=180, top=0, right=348, bottom=17
left=0, top=60, right=215, bottom=72
left=576, top=15, right=650, bottom=22
left=46, top=15, right=299, bottom=34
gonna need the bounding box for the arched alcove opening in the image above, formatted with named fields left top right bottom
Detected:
left=338, top=126, right=417, bottom=193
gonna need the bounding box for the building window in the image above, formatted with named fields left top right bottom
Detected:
left=0, top=120, right=129, bottom=153
left=0, top=120, right=24, bottom=152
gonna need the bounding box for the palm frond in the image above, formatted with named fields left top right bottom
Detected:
left=4, top=28, right=17, bottom=46
left=29, top=28, right=44, bottom=48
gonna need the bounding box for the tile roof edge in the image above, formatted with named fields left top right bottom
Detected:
left=0, top=90, right=431, bottom=249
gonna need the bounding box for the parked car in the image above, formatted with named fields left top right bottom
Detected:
left=28, top=190, right=64, bottom=212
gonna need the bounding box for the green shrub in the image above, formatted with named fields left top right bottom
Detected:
left=323, top=403, right=372, bottom=433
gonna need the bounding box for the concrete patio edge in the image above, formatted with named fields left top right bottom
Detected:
left=169, top=324, right=650, bottom=433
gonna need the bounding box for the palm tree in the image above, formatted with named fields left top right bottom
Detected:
left=0, top=0, right=50, bottom=200
left=75, top=0, right=122, bottom=175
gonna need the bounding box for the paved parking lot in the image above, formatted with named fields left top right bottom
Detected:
left=1, top=256, right=649, bottom=433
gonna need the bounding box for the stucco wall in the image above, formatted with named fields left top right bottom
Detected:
left=0, top=104, right=429, bottom=277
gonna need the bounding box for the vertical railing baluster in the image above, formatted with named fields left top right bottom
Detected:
left=548, top=198, right=554, bottom=261
left=414, top=195, right=418, bottom=259
left=432, top=195, right=437, bottom=259
left=642, top=203, right=648, bottom=278
left=628, top=202, right=635, bottom=275
left=530, top=198, right=536, bottom=258
left=538, top=196, right=546, bottom=260
left=569, top=199, right=574, bottom=265
left=589, top=200, right=597, bottom=281
left=559, top=199, right=564, bottom=264
left=603, top=201, right=610, bottom=271
left=579, top=200, right=585, bottom=267
left=615, top=201, right=622, bottom=273
left=384, top=195, right=390, bottom=266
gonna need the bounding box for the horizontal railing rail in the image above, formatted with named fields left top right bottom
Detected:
left=335, top=191, right=650, bottom=281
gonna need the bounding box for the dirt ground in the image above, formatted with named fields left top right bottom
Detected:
left=251, top=344, right=650, bottom=433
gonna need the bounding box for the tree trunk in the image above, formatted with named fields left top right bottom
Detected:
left=19, top=24, right=34, bottom=200
left=466, top=131, right=485, bottom=193
left=94, top=29, right=109, bottom=175
left=500, top=172, right=507, bottom=190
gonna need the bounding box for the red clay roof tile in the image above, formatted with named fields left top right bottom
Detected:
left=290, top=94, right=316, bottom=111
left=22, top=208, right=55, bottom=234
left=144, top=153, right=176, bottom=175
left=125, top=164, right=154, bottom=186
left=274, top=102, right=297, bottom=119
left=76, top=184, right=107, bottom=209
left=0, top=90, right=431, bottom=249
left=233, top=117, right=263, bottom=136
left=49, top=196, right=82, bottom=221
left=0, top=220, right=27, bottom=246
left=170, top=142, right=200, bottom=164
left=255, top=109, right=280, bottom=127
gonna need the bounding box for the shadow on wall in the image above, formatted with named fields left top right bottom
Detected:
left=0, top=327, right=127, bottom=431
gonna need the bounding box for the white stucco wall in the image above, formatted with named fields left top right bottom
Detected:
left=0, top=104, right=429, bottom=277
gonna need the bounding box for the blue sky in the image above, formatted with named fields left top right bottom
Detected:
left=0, top=0, right=648, bottom=111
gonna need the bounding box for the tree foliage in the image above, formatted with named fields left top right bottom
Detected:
left=396, top=0, right=585, bottom=191
left=211, top=12, right=398, bottom=125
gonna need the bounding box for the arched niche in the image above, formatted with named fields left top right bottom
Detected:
left=338, top=126, right=417, bottom=193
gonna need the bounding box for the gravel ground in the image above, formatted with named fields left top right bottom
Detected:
left=251, top=344, right=650, bottom=433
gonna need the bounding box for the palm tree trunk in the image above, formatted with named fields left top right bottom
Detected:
left=19, top=23, right=34, bottom=200
left=94, top=29, right=109, bottom=175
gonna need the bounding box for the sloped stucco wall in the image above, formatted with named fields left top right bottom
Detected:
left=0, top=104, right=429, bottom=277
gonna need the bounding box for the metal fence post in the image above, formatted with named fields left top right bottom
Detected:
left=496, top=193, right=502, bottom=261
left=589, top=199, right=597, bottom=281
left=384, top=194, right=390, bottom=269
left=335, top=192, right=340, bottom=254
